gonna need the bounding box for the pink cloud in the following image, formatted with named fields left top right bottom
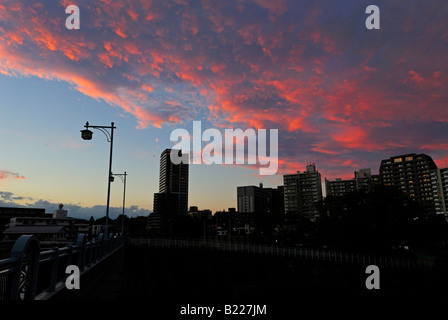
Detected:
left=0, top=170, right=26, bottom=181
left=1, top=0, right=448, bottom=179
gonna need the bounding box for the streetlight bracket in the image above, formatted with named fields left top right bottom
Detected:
left=111, top=172, right=127, bottom=183
left=84, top=122, right=115, bottom=143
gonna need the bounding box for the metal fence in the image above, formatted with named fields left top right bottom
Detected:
left=129, top=237, right=434, bottom=270
left=0, top=233, right=125, bottom=300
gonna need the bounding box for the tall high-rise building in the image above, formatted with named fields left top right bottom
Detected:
left=430, top=168, right=448, bottom=215
left=149, top=149, right=189, bottom=234
left=284, top=174, right=299, bottom=215
left=379, top=153, right=437, bottom=214
left=283, top=163, right=322, bottom=219
left=157, top=148, right=189, bottom=215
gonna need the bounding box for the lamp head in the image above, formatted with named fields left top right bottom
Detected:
left=81, top=129, right=93, bottom=140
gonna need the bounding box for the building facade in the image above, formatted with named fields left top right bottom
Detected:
left=430, top=167, right=448, bottom=215
left=355, top=168, right=373, bottom=192
left=149, top=149, right=189, bottom=234
left=2, top=204, right=89, bottom=243
left=283, top=164, right=322, bottom=219
left=325, top=178, right=356, bottom=197
left=284, top=174, right=299, bottom=215
left=325, top=168, right=373, bottom=197
left=158, top=149, right=189, bottom=215
left=237, top=184, right=284, bottom=215
left=237, top=184, right=268, bottom=214
left=379, top=153, right=437, bottom=214
left=0, top=207, right=47, bottom=234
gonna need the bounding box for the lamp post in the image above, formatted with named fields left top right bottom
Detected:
left=81, top=121, right=116, bottom=238
left=111, top=172, right=127, bottom=234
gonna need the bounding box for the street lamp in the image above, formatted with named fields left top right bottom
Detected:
left=111, top=172, right=127, bottom=234
left=81, top=121, right=116, bottom=238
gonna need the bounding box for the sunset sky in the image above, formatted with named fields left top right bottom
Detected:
left=1, top=0, right=448, bottom=218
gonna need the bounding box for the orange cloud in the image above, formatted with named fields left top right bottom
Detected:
left=0, top=170, right=26, bottom=181
left=1, top=0, right=448, bottom=181
left=127, top=9, right=139, bottom=21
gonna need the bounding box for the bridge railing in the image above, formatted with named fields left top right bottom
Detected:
left=0, top=233, right=125, bottom=300
left=129, top=237, right=434, bottom=270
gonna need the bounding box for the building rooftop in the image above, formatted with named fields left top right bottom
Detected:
left=3, top=226, right=66, bottom=234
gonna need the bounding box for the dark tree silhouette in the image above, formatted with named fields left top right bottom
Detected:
left=315, top=185, right=428, bottom=254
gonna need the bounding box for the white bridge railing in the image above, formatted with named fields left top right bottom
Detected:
left=0, top=233, right=125, bottom=300
left=129, top=237, right=434, bottom=270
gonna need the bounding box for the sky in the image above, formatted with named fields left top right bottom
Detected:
left=1, top=0, right=448, bottom=219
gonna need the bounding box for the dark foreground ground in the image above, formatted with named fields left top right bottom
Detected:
left=48, top=245, right=448, bottom=317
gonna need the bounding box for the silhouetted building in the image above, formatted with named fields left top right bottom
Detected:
left=431, top=167, right=448, bottom=215
left=355, top=168, right=373, bottom=192
left=147, top=212, right=162, bottom=233
left=2, top=204, right=89, bottom=243
left=188, top=206, right=212, bottom=218
left=371, top=174, right=382, bottom=187
left=153, top=193, right=179, bottom=216
left=379, top=153, right=437, bottom=214
left=325, top=178, right=356, bottom=197
left=189, top=206, right=199, bottom=213
left=283, top=163, right=322, bottom=219
left=0, top=207, right=48, bottom=234
left=325, top=168, right=373, bottom=197
left=265, top=185, right=284, bottom=214
left=150, top=193, right=178, bottom=234
left=237, top=184, right=267, bottom=214
left=237, top=183, right=284, bottom=215
left=159, top=148, right=189, bottom=215
left=149, top=149, right=189, bottom=234
left=284, top=175, right=299, bottom=214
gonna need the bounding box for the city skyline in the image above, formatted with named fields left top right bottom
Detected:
left=2, top=148, right=447, bottom=219
left=1, top=0, right=448, bottom=217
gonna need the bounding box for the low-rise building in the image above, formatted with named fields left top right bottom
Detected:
left=2, top=204, right=89, bottom=243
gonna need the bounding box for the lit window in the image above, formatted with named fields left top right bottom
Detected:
left=405, top=156, right=413, bottom=161
left=394, top=158, right=403, bottom=163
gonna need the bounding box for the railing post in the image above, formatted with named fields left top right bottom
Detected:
left=76, top=234, right=87, bottom=272
left=92, top=237, right=97, bottom=262
left=108, top=233, right=113, bottom=254
left=48, top=247, right=59, bottom=292
left=9, top=235, right=40, bottom=300
left=85, top=241, right=92, bottom=267
left=98, top=233, right=104, bottom=260
left=66, top=244, right=73, bottom=267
